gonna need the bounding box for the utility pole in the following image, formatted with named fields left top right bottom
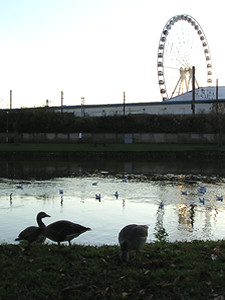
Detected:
left=61, top=91, right=64, bottom=113
left=215, top=79, right=222, bottom=147
left=216, top=79, right=219, bottom=115
left=123, top=91, right=126, bottom=116
left=10, top=90, right=12, bottom=109
left=81, top=97, right=85, bottom=117
left=191, top=66, right=195, bottom=115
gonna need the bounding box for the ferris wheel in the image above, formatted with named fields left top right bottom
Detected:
left=157, top=14, right=212, bottom=100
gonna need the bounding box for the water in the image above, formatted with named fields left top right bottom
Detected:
left=1, top=159, right=225, bottom=246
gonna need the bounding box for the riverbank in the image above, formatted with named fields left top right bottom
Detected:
left=1, top=240, right=225, bottom=299
left=0, top=143, right=225, bottom=160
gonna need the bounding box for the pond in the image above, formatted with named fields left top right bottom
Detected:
left=1, top=158, right=225, bottom=246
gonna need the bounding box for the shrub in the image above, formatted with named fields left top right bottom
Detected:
left=0, top=109, right=224, bottom=134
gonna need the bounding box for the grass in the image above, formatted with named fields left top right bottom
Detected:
left=0, top=143, right=225, bottom=152
left=1, top=240, right=225, bottom=299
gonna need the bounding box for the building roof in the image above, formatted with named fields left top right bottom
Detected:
left=165, top=86, right=225, bottom=102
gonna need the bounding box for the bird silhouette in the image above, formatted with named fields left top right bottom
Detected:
left=15, top=211, right=50, bottom=248
left=45, top=220, right=91, bottom=246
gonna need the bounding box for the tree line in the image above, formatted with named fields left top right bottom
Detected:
left=0, top=108, right=223, bottom=134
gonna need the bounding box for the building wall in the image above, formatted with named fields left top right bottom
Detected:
left=55, top=100, right=215, bottom=117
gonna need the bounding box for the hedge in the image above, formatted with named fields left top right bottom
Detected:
left=0, top=109, right=223, bottom=134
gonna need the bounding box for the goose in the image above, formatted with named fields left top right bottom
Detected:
left=118, top=224, right=148, bottom=262
left=15, top=211, right=50, bottom=247
left=45, top=220, right=91, bottom=246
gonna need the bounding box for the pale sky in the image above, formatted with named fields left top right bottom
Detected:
left=0, top=0, right=223, bottom=108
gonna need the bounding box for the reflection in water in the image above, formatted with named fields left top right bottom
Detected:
left=1, top=157, right=225, bottom=180
left=154, top=206, right=168, bottom=242
left=190, top=204, right=195, bottom=228
left=178, top=204, right=195, bottom=231
left=203, top=208, right=212, bottom=238
left=10, top=193, right=13, bottom=206
left=1, top=158, right=225, bottom=245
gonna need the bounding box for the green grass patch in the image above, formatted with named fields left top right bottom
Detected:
left=1, top=240, right=225, bottom=299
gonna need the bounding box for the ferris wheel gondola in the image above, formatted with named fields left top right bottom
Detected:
left=157, top=14, right=212, bottom=100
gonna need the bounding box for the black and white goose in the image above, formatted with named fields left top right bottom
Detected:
left=118, top=224, right=148, bottom=262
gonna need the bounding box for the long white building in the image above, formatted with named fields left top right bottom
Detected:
left=54, top=86, right=225, bottom=117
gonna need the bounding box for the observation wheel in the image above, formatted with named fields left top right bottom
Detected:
left=157, top=14, right=212, bottom=100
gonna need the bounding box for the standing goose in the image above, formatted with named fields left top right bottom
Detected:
left=45, top=220, right=91, bottom=246
left=15, top=211, right=50, bottom=248
left=118, top=224, right=148, bottom=262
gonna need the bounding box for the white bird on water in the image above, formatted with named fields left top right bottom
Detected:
left=95, top=194, right=101, bottom=201
left=199, top=186, right=206, bottom=194
left=17, top=184, right=23, bottom=190
left=159, top=201, right=164, bottom=209
left=114, top=191, right=119, bottom=198
left=199, top=197, right=205, bottom=205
